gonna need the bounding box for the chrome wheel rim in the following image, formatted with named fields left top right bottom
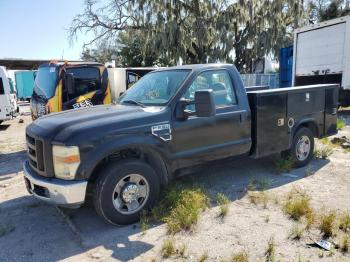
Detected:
left=296, top=135, right=311, bottom=161
left=112, top=174, right=149, bottom=215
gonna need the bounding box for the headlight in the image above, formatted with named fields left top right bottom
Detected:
left=52, top=145, right=80, bottom=180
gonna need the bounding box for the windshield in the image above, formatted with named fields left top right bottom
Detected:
left=8, top=78, right=15, bottom=94
left=118, top=70, right=190, bottom=106
left=33, top=66, right=58, bottom=99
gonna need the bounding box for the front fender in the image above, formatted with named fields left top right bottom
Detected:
left=76, top=134, right=171, bottom=180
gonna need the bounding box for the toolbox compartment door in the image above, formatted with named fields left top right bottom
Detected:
left=248, top=92, right=289, bottom=158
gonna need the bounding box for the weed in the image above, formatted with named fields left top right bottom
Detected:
left=217, top=193, right=230, bottom=217
left=337, top=118, right=346, bottom=130
left=140, top=211, right=149, bottom=233
left=231, top=250, right=249, bottom=262
left=156, top=185, right=208, bottom=234
left=314, top=145, right=333, bottom=159
left=198, top=251, right=209, bottom=262
left=161, top=238, right=176, bottom=258
left=304, top=211, right=316, bottom=230
left=265, top=237, right=275, bottom=262
left=248, top=191, right=269, bottom=208
left=340, top=234, right=350, bottom=253
left=283, top=191, right=313, bottom=221
left=319, top=210, right=337, bottom=238
left=178, top=244, right=187, bottom=257
left=319, top=137, right=330, bottom=145
left=0, top=223, right=15, bottom=237
left=274, top=156, right=293, bottom=174
left=339, top=213, right=350, bottom=232
left=289, top=224, right=304, bottom=240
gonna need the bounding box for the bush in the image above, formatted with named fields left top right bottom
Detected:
left=319, top=211, right=337, bottom=238
left=274, top=156, right=293, bottom=174
left=161, top=238, right=175, bottom=258
left=337, top=118, right=346, bottom=130
left=283, top=194, right=313, bottom=221
left=153, top=184, right=209, bottom=234
left=314, top=145, right=333, bottom=159
left=217, top=193, right=230, bottom=217
left=231, top=250, right=249, bottom=262
left=339, top=213, right=350, bottom=232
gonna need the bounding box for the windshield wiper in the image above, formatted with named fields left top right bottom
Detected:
left=122, top=100, right=146, bottom=107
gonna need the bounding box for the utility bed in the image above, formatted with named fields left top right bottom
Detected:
left=247, top=84, right=339, bottom=158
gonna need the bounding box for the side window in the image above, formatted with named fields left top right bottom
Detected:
left=182, top=70, right=237, bottom=109
left=0, top=78, right=4, bottom=95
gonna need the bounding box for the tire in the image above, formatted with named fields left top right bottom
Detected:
left=93, top=159, right=160, bottom=225
left=283, top=127, right=314, bottom=168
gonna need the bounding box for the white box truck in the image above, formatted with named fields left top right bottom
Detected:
left=0, top=66, right=18, bottom=124
left=292, top=15, right=350, bottom=107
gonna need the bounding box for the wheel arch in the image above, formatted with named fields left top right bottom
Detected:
left=293, top=119, right=320, bottom=138
left=78, top=138, right=171, bottom=187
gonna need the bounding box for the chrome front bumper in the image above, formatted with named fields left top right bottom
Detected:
left=23, top=161, right=87, bottom=207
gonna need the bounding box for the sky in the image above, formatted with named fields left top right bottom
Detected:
left=0, top=0, right=92, bottom=60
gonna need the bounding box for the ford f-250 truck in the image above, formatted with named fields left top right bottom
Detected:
left=23, top=64, right=339, bottom=225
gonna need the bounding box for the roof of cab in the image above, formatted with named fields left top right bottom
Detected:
left=39, top=61, right=104, bottom=68
left=155, top=63, right=235, bottom=72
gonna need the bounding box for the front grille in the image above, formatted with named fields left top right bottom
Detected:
left=26, top=134, right=45, bottom=173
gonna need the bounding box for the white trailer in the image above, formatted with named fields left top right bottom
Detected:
left=292, top=15, right=350, bottom=107
left=0, top=66, right=18, bottom=124
left=108, top=67, right=156, bottom=101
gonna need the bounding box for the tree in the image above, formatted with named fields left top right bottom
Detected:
left=71, top=0, right=310, bottom=72
left=309, top=0, right=350, bottom=22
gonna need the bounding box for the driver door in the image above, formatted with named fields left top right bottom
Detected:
left=170, top=69, right=250, bottom=167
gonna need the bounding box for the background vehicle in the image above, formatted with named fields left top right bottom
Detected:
left=0, top=66, right=18, bottom=124
left=30, top=62, right=155, bottom=119
left=23, top=64, right=338, bottom=225
left=108, top=67, right=156, bottom=101
left=292, top=15, right=350, bottom=107
left=15, top=70, right=36, bottom=101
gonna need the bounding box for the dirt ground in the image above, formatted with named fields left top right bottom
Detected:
left=1, top=104, right=350, bottom=262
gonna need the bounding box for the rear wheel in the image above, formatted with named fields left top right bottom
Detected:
left=283, top=127, right=314, bottom=168
left=93, top=159, right=160, bottom=225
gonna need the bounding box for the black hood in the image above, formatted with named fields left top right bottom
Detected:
left=28, top=104, right=168, bottom=144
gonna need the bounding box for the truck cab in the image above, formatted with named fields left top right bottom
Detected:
left=31, top=62, right=112, bottom=119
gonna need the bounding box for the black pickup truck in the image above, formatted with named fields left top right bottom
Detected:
left=23, top=64, right=339, bottom=225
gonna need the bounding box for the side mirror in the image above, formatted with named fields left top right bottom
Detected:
left=194, top=89, right=216, bottom=117
left=176, top=89, right=216, bottom=120
left=65, top=73, right=75, bottom=95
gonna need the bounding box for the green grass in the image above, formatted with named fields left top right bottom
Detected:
left=198, top=251, right=209, bottom=262
left=139, top=211, right=149, bottom=233
left=340, top=234, right=350, bottom=253
left=319, top=210, right=337, bottom=238
left=161, top=238, right=176, bottom=258
left=152, top=184, right=209, bottom=234
left=283, top=189, right=313, bottom=221
left=314, top=145, right=333, bottom=159
left=231, top=250, right=249, bottom=262
left=337, top=118, right=346, bottom=130
left=265, top=237, right=276, bottom=262
left=217, top=193, right=230, bottom=217
left=289, top=224, right=304, bottom=240
left=0, top=223, right=15, bottom=237
left=248, top=191, right=269, bottom=208
left=274, top=156, right=293, bottom=174
left=339, top=213, right=350, bottom=232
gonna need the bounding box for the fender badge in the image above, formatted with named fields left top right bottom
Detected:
left=151, top=124, right=172, bottom=141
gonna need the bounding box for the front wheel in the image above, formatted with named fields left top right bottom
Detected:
left=93, top=159, right=160, bottom=225
left=283, top=127, right=314, bottom=168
